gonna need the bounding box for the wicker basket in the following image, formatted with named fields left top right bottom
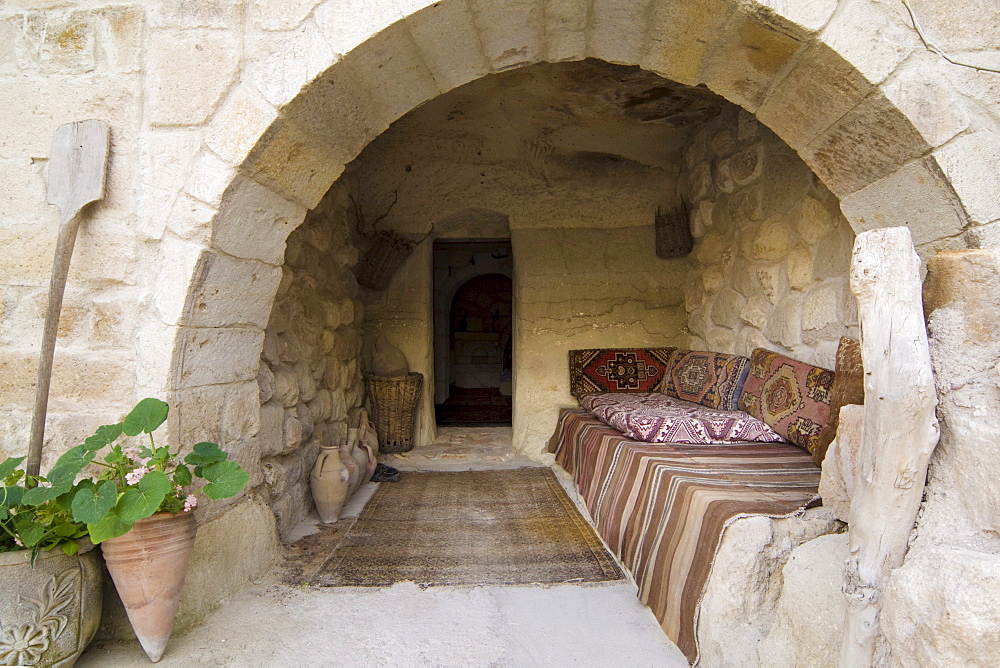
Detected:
left=655, top=203, right=693, bottom=259
left=356, top=233, right=417, bottom=291
left=365, top=372, right=423, bottom=453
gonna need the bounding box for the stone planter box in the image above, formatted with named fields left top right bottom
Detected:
left=0, top=541, right=102, bottom=666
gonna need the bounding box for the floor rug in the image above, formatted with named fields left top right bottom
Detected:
left=313, top=468, right=624, bottom=587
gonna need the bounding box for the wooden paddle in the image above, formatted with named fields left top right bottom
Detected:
left=26, top=120, right=110, bottom=476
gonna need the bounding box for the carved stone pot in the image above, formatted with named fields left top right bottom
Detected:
left=101, top=512, right=196, bottom=663
left=0, top=540, right=102, bottom=666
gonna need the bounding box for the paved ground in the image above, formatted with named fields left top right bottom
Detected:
left=78, top=428, right=688, bottom=667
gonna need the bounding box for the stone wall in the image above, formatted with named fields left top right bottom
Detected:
left=256, top=179, right=366, bottom=538
left=681, top=107, right=859, bottom=368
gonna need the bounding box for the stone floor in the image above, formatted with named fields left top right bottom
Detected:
left=78, top=427, right=688, bottom=667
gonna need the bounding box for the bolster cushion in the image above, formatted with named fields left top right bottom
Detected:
left=658, top=349, right=751, bottom=411
left=568, top=348, right=676, bottom=397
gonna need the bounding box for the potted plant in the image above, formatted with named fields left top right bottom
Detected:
left=0, top=456, right=102, bottom=666
left=59, top=398, right=250, bottom=663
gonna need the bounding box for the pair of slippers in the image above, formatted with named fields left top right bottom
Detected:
left=371, top=463, right=400, bottom=483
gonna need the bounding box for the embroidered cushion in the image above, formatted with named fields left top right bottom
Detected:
left=658, top=349, right=751, bottom=411
left=579, top=392, right=786, bottom=445
left=738, top=348, right=836, bottom=455
left=568, top=348, right=676, bottom=396
left=813, top=337, right=865, bottom=465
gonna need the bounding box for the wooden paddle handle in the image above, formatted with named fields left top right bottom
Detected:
left=26, top=214, right=83, bottom=476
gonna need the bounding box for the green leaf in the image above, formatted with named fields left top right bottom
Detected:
left=184, top=442, right=227, bottom=467
left=84, top=423, right=123, bottom=451
left=22, top=484, right=66, bottom=507
left=87, top=510, right=132, bottom=544
left=61, top=539, right=80, bottom=557
left=122, top=398, right=169, bottom=437
left=0, top=486, right=24, bottom=509
left=200, top=461, right=250, bottom=500
left=13, top=517, right=46, bottom=548
left=48, top=444, right=96, bottom=488
left=117, top=471, right=170, bottom=523
left=0, top=457, right=25, bottom=481
left=173, top=464, right=192, bottom=488
left=72, top=481, right=118, bottom=525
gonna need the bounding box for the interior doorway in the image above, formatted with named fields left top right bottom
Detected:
left=433, top=240, right=513, bottom=426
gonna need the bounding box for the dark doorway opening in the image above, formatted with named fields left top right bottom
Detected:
left=433, top=240, right=513, bottom=426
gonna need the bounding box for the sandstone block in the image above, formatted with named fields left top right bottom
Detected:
left=95, top=6, right=144, bottom=74
left=882, top=56, right=970, bottom=149
left=639, top=0, right=729, bottom=85
left=839, top=156, right=967, bottom=246
left=882, top=545, right=1000, bottom=667
left=175, top=327, right=264, bottom=389
left=296, top=360, right=316, bottom=402
left=405, top=0, right=491, bottom=92
left=258, top=401, right=284, bottom=456
left=751, top=220, right=791, bottom=260
left=757, top=41, right=873, bottom=150
left=698, top=11, right=805, bottom=112
left=314, top=0, right=403, bottom=55
left=711, top=287, right=746, bottom=330
left=702, top=267, right=723, bottom=296
left=296, top=403, right=314, bottom=442
left=185, top=150, right=236, bottom=208
left=282, top=410, right=303, bottom=454
left=272, top=367, right=299, bottom=408
left=222, top=381, right=261, bottom=443
left=147, top=29, right=240, bottom=126
left=934, top=130, right=1000, bottom=227
left=30, top=10, right=96, bottom=75
left=186, top=252, right=283, bottom=329
left=248, top=21, right=337, bottom=108
left=802, top=282, right=842, bottom=331
left=795, top=195, right=833, bottom=244
left=586, top=0, right=654, bottom=66
left=760, top=153, right=810, bottom=216
left=758, top=532, right=848, bottom=667
left=149, top=0, right=244, bottom=29
left=740, top=294, right=772, bottom=329
left=308, top=388, right=333, bottom=422
left=727, top=186, right=764, bottom=225
left=257, top=361, right=275, bottom=403
left=0, top=350, right=133, bottom=410
left=818, top=404, right=864, bottom=523
left=330, top=388, right=347, bottom=422
left=205, top=84, right=278, bottom=166
left=763, top=293, right=803, bottom=347
left=467, top=0, right=542, bottom=71
left=253, top=0, right=321, bottom=31
left=803, top=92, right=930, bottom=197
left=756, top=264, right=786, bottom=304
left=543, top=0, right=587, bottom=62
left=213, top=175, right=307, bottom=265
left=819, top=0, right=916, bottom=85
left=786, top=246, right=813, bottom=290
left=341, top=22, right=441, bottom=127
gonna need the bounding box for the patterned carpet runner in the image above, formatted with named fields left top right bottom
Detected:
left=314, top=468, right=623, bottom=587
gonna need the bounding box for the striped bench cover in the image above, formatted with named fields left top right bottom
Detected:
left=549, top=408, right=820, bottom=663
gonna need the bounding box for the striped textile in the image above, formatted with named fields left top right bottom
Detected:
left=549, top=408, right=820, bottom=663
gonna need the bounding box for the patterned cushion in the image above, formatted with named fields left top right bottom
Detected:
left=738, top=348, right=836, bottom=454
left=813, top=337, right=865, bottom=465
left=579, top=392, right=786, bottom=445
left=658, top=349, right=751, bottom=411
left=568, top=348, right=676, bottom=397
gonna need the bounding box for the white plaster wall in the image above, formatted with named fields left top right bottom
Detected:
left=681, top=107, right=859, bottom=369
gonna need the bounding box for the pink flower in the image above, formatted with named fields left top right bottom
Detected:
left=125, top=467, right=149, bottom=485
left=183, top=495, right=198, bottom=512
left=14, top=538, right=22, bottom=547
left=123, top=446, right=140, bottom=462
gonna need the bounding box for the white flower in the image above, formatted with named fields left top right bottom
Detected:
left=183, top=495, right=198, bottom=512
left=125, top=467, right=149, bottom=485
left=123, top=446, right=140, bottom=462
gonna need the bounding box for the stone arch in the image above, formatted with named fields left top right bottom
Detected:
left=165, top=0, right=982, bottom=442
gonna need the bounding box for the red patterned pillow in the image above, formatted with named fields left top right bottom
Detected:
left=738, top=348, right=835, bottom=454
left=568, top=348, right=676, bottom=396
left=658, top=349, right=751, bottom=411
left=579, top=392, right=785, bottom=445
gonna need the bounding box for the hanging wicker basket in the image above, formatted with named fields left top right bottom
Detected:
left=365, top=372, right=423, bottom=454
left=655, top=201, right=693, bottom=259
left=356, top=232, right=419, bottom=291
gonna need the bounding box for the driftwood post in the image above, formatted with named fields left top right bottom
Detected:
left=840, top=227, right=940, bottom=666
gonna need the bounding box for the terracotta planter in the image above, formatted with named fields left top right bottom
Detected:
left=101, top=512, right=196, bottom=663
left=0, top=540, right=102, bottom=666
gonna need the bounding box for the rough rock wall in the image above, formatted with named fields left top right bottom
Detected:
left=681, top=107, right=858, bottom=368
left=878, top=249, right=1000, bottom=665
left=256, top=180, right=366, bottom=538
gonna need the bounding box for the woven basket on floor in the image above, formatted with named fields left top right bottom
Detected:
left=366, top=372, right=423, bottom=453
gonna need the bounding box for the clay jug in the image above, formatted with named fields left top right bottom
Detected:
left=101, top=512, right=196, bottom=662
left=341, top=429, right=361, bottom=496
left=311, top=445, right=350, bottom=523
left=358, top=421, right=378, bottom=483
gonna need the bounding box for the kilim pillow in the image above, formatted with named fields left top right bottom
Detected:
left=812, top=337, right=865, bottom=465
left=578, top=392, right=786, bottom=445
left=568, top=348, right=676, bottom=396
left=658, top=349, right=751, bottom=411
left=738, top=348, right=836, bottom=455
